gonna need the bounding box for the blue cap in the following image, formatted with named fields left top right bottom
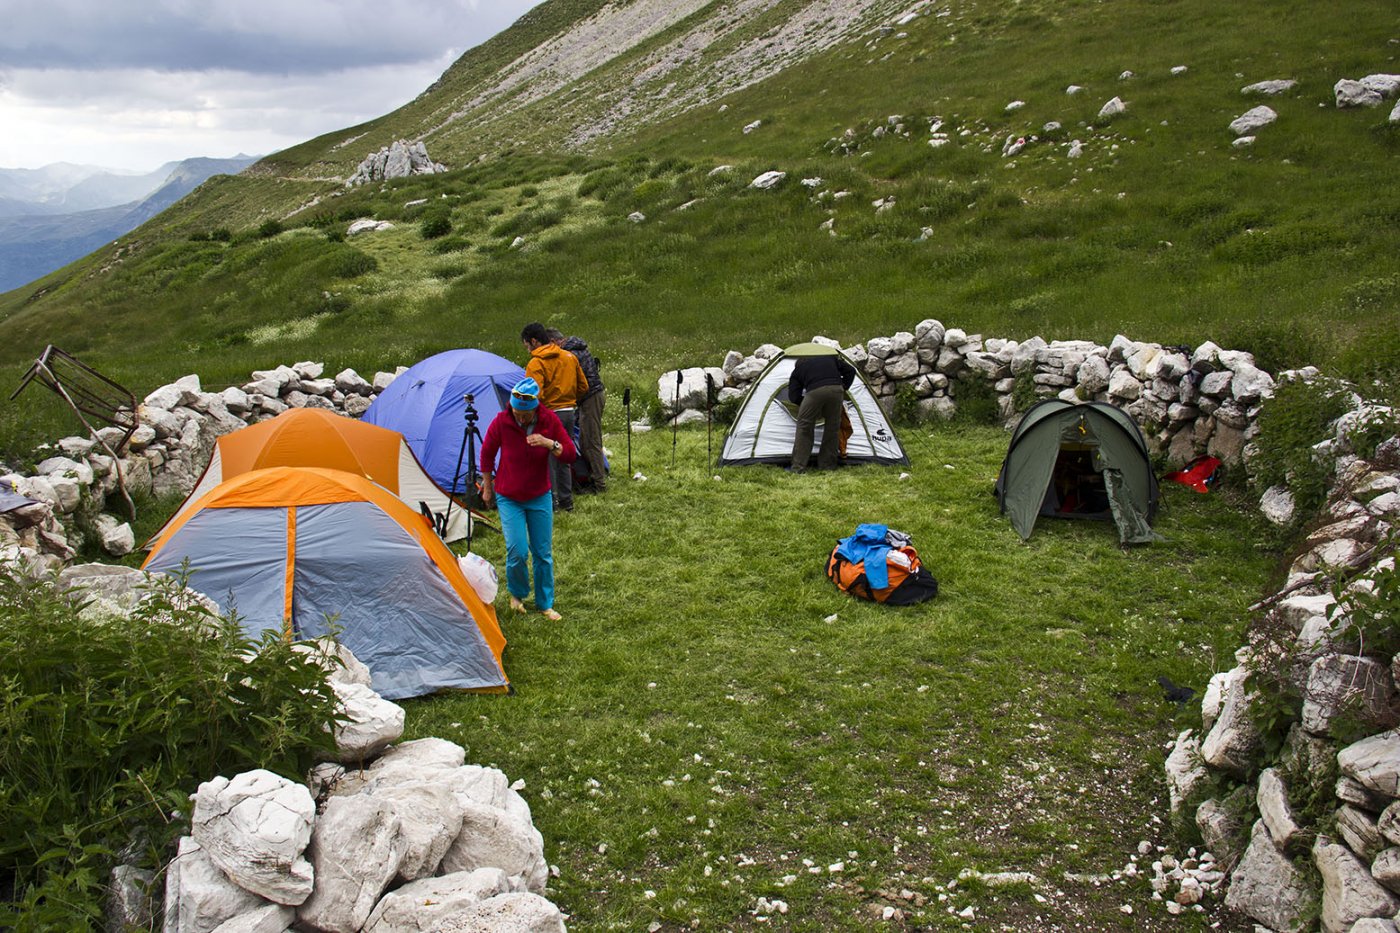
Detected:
left=509, top=378, right=540, bottom=410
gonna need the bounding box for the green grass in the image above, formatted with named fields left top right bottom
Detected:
left=401, top=420, right=1274, bottom=929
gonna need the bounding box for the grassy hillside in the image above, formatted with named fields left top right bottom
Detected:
left=0, top=0, right=1396, bottom=456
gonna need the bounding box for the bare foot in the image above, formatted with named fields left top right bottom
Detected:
left=541, top=608, right=562, bottom=621
left=509, top=597, right=527, bottom=614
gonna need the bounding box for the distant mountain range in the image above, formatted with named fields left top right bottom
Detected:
left=0, top=155, right=258, bottom=292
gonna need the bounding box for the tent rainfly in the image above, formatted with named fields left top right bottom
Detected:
left=718, top=343, right=908, bottom=466
left=143, top=467, right=509, bottom=699
left=994, top=399, right=1161, bottom=544
left=362, top=349, right=526, bottom=491
left=148, top=408, right=476, bottom=546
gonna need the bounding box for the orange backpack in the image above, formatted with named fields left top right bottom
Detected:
left=826, top=544, right=939, bottom=605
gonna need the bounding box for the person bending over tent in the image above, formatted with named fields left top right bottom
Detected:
left=480, top=378, right=577, bottom=621
left=787, top=351, right=856, bottom=471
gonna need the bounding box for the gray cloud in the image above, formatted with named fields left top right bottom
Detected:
left=1, top=0, right=539, bottom=74
left=0, top=0, right=544, bottom=169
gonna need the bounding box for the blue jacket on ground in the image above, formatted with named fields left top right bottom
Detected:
left=834, top=523, right=892, bottom=590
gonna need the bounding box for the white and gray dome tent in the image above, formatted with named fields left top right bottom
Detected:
left=718, top=343, right=908, bottom=466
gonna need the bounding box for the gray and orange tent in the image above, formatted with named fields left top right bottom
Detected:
left=143, top=466, right=508, bottom=699
left=148, top=408, right=480, bottom=546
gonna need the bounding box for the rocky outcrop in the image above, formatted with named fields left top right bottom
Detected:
left=347, top=140, right=446, bottom=186
left=156, top=648, right=565, bottom=933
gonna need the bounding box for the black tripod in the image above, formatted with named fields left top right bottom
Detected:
left=446, top=393, right=482, bottom=552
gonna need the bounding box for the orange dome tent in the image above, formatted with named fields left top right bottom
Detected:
left=148, top=408, right=480, bottom=546
left=143, top=467, right=507, bottom=699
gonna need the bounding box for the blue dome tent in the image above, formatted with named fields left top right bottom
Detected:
left=362, top=349, right=526, bottom=491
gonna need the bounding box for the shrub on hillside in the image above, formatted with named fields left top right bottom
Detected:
left=322, top=245, right=378, bottom=279
left=430, top=235, right=471, bottom=254
left=256, top=219, right=284, bottom=239
left=0, top=568, right=341, bottom=928
left=420, top=208, right=453, bottom=240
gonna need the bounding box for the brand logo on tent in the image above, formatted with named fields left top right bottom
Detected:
left=874, top=427, right=891, bottom=440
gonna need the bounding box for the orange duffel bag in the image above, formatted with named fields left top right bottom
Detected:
left=826, top=543, right=939, bottom=605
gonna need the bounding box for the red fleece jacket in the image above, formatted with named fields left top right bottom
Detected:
left=480, top=406, right=577, bottom=501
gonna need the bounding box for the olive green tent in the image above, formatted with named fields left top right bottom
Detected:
left=994, top=399, right=1161, bottom=544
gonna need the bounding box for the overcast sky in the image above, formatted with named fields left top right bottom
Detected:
left=0, top=0, right=544, bottom=172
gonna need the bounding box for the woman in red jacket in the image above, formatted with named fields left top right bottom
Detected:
left=480, top=378, right=578, bottom=620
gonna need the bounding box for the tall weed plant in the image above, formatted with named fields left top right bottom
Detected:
left=0, top=569, right=341, bottom=928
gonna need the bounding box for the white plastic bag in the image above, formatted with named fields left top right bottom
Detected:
left=458, top=552, right=499, bottom=603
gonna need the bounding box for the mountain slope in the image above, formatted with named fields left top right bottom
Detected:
left=0, top=0, right=1396, bottom=455
left=0, top=155, right=257, bottom=292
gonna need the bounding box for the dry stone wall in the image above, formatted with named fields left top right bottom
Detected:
left=664, top=320, right=1280, bottom=471
left=0, top=361, right=407, bottom=573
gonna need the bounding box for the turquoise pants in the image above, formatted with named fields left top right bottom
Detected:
left=497, top=491, right=555, bottom=610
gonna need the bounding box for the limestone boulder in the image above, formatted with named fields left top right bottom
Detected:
left=657, top=367, right=726, bottom=413
left=434, top=892, right=566, bottom=933
left=1314, top=835, right=1400, bottom=932
left=361, top=868, right=515, bottom=932
left=1261, top=485, right=1297, bottom=525
left=1258, top=768, right=1305, bottom=852
left=93, top=514, right=135, bottom=557
left=211, top=903, right=296, bottom=933
left=1224, top=820, right=1314, bottom=932
left=1196, top=792, right=1249, bottom=869
left=163, top=837, right=267, bottom=933
left=298, top=795, right=405, bottom=933
left=1302, top=655, right=1400, bottom=738
left=1338, top=804, right=1386, bottom=862
left=1372, top=847, right=1400, bottom=895
left=331, top=681, right=405, bottom=763
left=1165, top=730, right=1210, bottom=816
left=1229, top=105, right=1277, bottom=136
left=1380, top=799, right=1400, bottom=845
left=190, top=770, right=316, bottom=905
left=440, top=798, right=548, bottom=894
left=1201, top=674, right=1264, bottom=777
left=368, top=782, right=465, bottom=881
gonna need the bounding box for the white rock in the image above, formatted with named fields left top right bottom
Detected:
left=749, top=171, right=787, bottom=190
left=1098, top=97, right=1127, bottom=120
left=1224, top=821, right=1313, bottom=932
left=1164, top=730, right=1209, bottom=815
left=1257, top=768, right=1304, bottom=852
left=210, top=903, right=296, bottom=933
left=36, top=455, right=94, bottom=486
left=1340, top=729, right=1400, bottom=797
left=742, top=119, right=762, bottom=134
left=348, top=219, right=394, bottom=236
left=432, top=892, right=566, bottom=933
left=627, top=211, right=646, bottom=223
left=297, top=795, right=405, bottom=933
left=1005, top=100, right=1026, bottom=112
left=1066, top=85, right=1084, bottom=95
left=1260, top=485, right=1296, bottom=525
left=191, top=770, right=316, bottom=905
left=1230, top=106, right=1277, bottom=135
left=331, top=681, right=405, bottom=763
left=1314, top=835, right=1400, bottom=932
left=1336, top=79, right=1384, bottom=108
left=1171, top=65, right=1188, bottom=75
left=1232, top=136, right=1255, bottom=148
left=94, top=514, right=136, bottom=557
left=1302, top=655, right=1400, bottom=737
left=1201, top=674, right=1263, bottom=778
left=362, top=868, right=515, bottom=932
left=334, top=369, right=371, bottom=396
left=368, top=782, right=465, bottom=881
left=163, top=837, right=266, bottom=933
left=1242, top=79, right=1298, bottom=96
left=440, top=798, right=548, bottom=894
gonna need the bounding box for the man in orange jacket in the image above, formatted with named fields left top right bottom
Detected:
left=522, top=321, right=589, bottom=511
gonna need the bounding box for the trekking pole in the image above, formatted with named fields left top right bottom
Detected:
left=671, top=369, right=682, bottom=469
left=622, top=386, right=633, bottom=476
left=705, top=373, right=715, bottom=467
